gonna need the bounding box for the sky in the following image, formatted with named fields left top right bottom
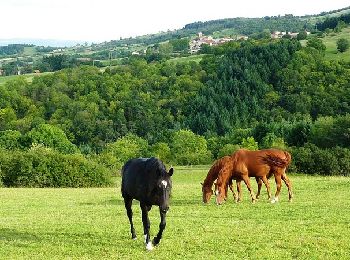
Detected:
left=1, top=0, right=349, bottom=44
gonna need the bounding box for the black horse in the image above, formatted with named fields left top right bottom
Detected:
left=121, top=157, right=174, bottom=250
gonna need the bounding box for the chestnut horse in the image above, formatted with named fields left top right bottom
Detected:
left=215, top=149, right=292, bottom=205
left=201, top=155, right=267, bottom=203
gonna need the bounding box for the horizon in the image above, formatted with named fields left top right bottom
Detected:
left=0, top=0, right=350, bottom=46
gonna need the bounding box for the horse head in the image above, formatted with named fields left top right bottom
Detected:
left=201, top=182, right=213, bottom=203
left=156, top=167, right=174, bottom=213
left=214, top=181, right=226, bottom=205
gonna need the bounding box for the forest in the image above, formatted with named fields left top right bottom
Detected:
left=1, top=37, right=350, bottom=187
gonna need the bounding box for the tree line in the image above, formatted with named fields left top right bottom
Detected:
left=1, top=38, right=350, bottom=187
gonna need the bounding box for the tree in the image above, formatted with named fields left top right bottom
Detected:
left=297, top=31, right=307, bottom=40
left=104, top=133, right=148, bottom=165
left=336, top=38, right=349, bottom=53
left=26, top=124, right=79, bottom=154
left=171, top=129, right=212, bottom=165
left=306, top=38, right=326, bottom=55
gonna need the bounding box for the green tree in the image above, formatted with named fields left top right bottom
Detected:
left=26, top=124, right=78, bottom=154
left=241, top=137, right=258, bottom=150
left=104, top=133, right=148, bottom=165
left=297, top=31, right=307, bottom=40
left=306, top=38, right=326, bottom=55
left=217, top=144, right=240, bottom=158
left=336, top=38, right=349, bottom=53
left=171, top=129, right=212, bottom=165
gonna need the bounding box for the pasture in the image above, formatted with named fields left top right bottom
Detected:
left=1, top=166, right=349, bottom=259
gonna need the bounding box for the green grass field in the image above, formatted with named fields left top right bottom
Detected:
left=323, top=27, right=350, bottom=62
left=1, top=166, right=350, bottom=259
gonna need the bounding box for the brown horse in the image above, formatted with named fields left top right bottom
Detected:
left=202, top=155, right=267, bottom=203
left=215, top=149, right=292, bottom=205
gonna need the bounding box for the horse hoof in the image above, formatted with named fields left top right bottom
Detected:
left=132, top=237, right=137, bottom=240
left=146, top=242, right=154, bottom=251
left=152, top=237, right=160, bottom=246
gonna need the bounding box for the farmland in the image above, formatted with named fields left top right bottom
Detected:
left=1, top=166, right=349, bottom=259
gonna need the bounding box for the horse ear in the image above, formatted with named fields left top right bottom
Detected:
left=168, top=167, right=174, bottom=176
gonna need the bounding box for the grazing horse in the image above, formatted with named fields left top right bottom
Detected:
left=121, top=157, right=174, bottom=250
left=202, top=156, right=267, bottom=204
left=215, top=149, right=292, bottom=205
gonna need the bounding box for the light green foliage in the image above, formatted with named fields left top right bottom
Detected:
left=0, top=130, right=22, bottom=149
left=149, top=142, right=171, bottom=163
left=240, top=136, right=258, bottom=150
left=26, top=124, right=78, bottom=154
left=105, top=133, right=148, bottom=165
left=0, top=168, right=350, bottom=259
left=261, top=133, right=286, bottom=149
left=171, top=129, right=212, bottom=165
left=217, top=143, right=240, bottom=158
left=306, top=37, right=326, bottom=54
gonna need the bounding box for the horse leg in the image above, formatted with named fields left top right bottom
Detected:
left=242, top=175, right=256, bottom=203
left=236, top=180, right=242, bottom=202
left=281, top=172, right=293, bottom=202
left=228, top=179, right=237, bottom=202
left=153, top=208, right=167, bottom=246
left=272, top=174, right=282, bottom=203
left=261, top=175, right=272, bottom=201
left=124, top=197, right=136, bottom=239
left=140, top=203, right=153, bottom=250
left=255, top=177, right=262, bottom=199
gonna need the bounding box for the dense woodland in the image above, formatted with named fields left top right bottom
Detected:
left=1, top=33, right=350, bottom=187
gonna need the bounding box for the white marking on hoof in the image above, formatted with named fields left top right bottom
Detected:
left=271, top=197, right=279, bottom=204
left=132, top=237, right=137, bottom=240
left=146, top=242, right=154, bottom=251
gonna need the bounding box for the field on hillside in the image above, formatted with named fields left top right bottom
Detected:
left=1, top=166, right=350, bottom=259
left=0, top=72, right=52, bottom=85
left=323, top=27, right=350, bottom=62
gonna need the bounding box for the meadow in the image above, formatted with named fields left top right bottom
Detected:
left=1, top=166, right=350, bottom=259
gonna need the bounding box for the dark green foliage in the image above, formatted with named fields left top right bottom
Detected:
left=0, top=147, right=111, bottom=187
left=291, top=144, right=350, bottom=176
left=0, top=44, right=29, bottom=56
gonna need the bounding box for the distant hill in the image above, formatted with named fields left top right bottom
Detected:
left=0, top=38, right=85, bottom=47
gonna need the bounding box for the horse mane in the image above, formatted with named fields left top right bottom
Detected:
left=215, top=152, right=238, bottom=188
left=202, top=158, right=224, bottom=188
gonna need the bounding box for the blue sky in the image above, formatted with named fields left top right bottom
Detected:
left=1, top=0, right=349, bottom=43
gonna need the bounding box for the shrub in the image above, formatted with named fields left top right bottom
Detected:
left=291, top=144, right=350, bottom=176
left=104, top=133, right=148, bottom=166
left=0, top=147, right=111, bottom=187
left=217, top=144, right=240, bottom=158
left=171, top=129, right=212, bottom=165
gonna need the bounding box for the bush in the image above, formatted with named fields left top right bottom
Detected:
left=104, top=133, right=148, bottom=166
left=171, top=129, right=212, bottom=165
left=0, top=147, right=111, bottom=187
left=291, top=144, right=350, bottom=176
left=217, top=144, right=240, bottom=158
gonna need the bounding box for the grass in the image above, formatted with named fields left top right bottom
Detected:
left=167, top=54, right=206, bottom=64
left=0, top=72, right=52, bottom=85
left=1, top=166, right=350, bottom=259
left=323, top=27, right=350, bottom=62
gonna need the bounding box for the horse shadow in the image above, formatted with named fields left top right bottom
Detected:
left=0, top=228, right=41, bottom=244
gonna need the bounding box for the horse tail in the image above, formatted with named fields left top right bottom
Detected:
left=284, top=151, right=292, bottom=167
left=264, top=153, right=290, bottom=168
